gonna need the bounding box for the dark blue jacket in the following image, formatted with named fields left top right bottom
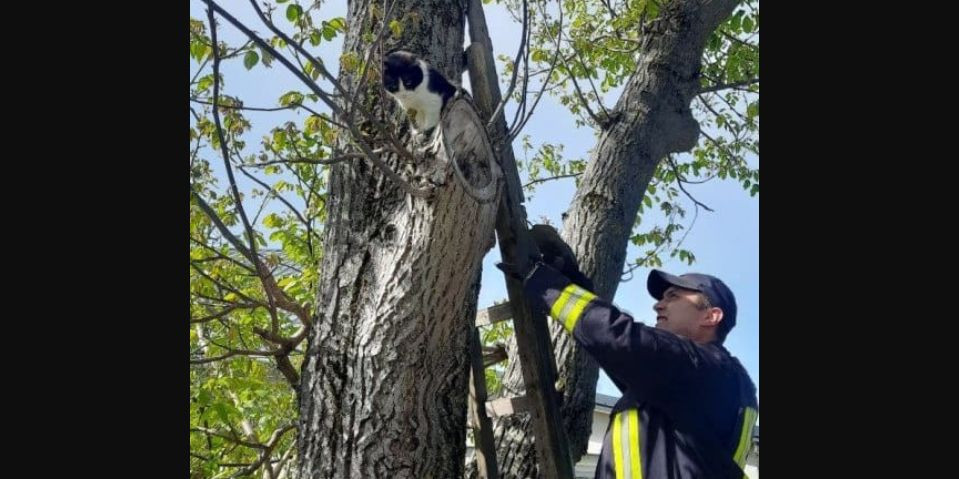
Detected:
left=524, top=263, right=758, bottom=479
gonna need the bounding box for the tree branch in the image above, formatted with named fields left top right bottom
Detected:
left=191, top=305, right=241, bottom=324
left=207, top=6, right=267, bottom=287
left=523, top=172, right=581, bottom=188
left=203, top=0, right=431, bottom=198
left=665, top=155, right=714, bottom=212
left=190, top=97, right=348, bottom=129
left=508, top=0, right=564, bottom=143
left=487, top=0, right=529, bottom=129
left=699, top=76, right=759, bottom=94
left=190, top=348, right=278, bottom=364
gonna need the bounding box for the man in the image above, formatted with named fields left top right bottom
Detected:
left=499, top=225, right=758, bottom=479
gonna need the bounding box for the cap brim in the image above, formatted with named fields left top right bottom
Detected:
left=647, top=269, right=703, bottom=300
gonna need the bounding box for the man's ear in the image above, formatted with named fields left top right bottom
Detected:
left=703, top=307, right=724, bottom=327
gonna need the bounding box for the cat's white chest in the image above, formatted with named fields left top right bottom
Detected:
left=392, top=64, right=444, bottom=131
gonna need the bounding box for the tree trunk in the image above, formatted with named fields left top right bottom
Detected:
left=296, top=1, right=501, bottom=478
left=484, top=1, right=739, bottom=477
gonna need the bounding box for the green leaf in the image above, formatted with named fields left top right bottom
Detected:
left=643, top=195, right=652, bottom=208
left=243, top=51, right=259, bottom=70
left=286, top=4, right=303, bottom=22
left=259, top=47, right=274, bottom=67
left=305, top=115, right=323, bottom=134
left=263, top=213, right=283, bottom=228
left=729, top=14, right=741, bottom=32
left=322, top=25, right=336, bottom=41
left=197, top=74, right=214, bottom=93
left=310, top=30, right=322, bottom=46
left=190, top=41, right=210, bottom=63
left=279, top=91, right=305, bottom=106
left=328, top=18, right=347, bottom=32
left=742, top=17, right=754, bottom=33
left=273, top=130, right=288, bottom=149
left=389, top=19, right=402, bottom=37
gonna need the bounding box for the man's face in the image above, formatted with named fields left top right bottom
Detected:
left=653, top=286, right=715, bottom=340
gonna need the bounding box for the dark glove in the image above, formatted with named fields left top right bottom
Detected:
left=528, top=224, right=594, bottom=291
left=495, top=259, right=539, bottom=282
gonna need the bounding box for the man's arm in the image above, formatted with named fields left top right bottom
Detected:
left=522, top=262, right=721, bottom=406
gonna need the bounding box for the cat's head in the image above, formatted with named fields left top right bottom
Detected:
left=383, top=50, right=425, bottom=94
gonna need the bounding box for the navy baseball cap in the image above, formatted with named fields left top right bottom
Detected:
left=647, top=269, right=737, bottom=334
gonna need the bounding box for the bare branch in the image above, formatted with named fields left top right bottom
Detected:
left=246, top=153, right=361, bottom=168
left=203, top=0, right=430, bottom=198
left=487, top=0, right=529, bottom=129
left=235, top=165, right=309, bottom=229
left=665, top=155, right=714, bottom=212
left=699, top=90, right=750, bottom=125
left=621, top=203, right=701, bottom=282
left=601, top=0, right=619, bottom=19
left=268, top=440, right=297, bottom=479
left=190, top=348, right=278, bottom=364
left=191, top=238, right=257, bottom=274
left=190, top=98, right=348, bottom=129
left=558, top=50, right=609, bottom=128
left=720, top=30, right=759, bottom=50
left=191, top=189, right=255, bottom=262
left=202, top=0, right=342, bottom=115
left=575, top=47, right=612, bottom=119
left=207, top=5, right=268, bottom=290
left=509, top=3, right=533, bottom=133
left=699, top=128, right=742, bottom=164
left=191, top=57, right=211, bottom=85
left=523, top=172, right=582, bottom=188
left=274, top=354, right=301, bottom=389
left=699, top=77, right=759, bottom=94
left=346, top=0, right=399, bottom=118
left=229, top=425, right=297, bottom=478
left=191, top=261, right=267, bottom=307
left=558, top=57, right=604, bottom=127
left=193, top=292, right=258, bottom=308
left=508, top=0, right=565, bottom=143
left=247, top=0, right=348, bottom=100
left=191, top=305, right=241, bottom=324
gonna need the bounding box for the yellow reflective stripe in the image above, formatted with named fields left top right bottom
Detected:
left=550, top=286, right=576, bottom=324
left=733, top=407, right=757, bottom=467
left=565, top=288, right=596, bottom=332
left=611, top=410, right=642, bottom=479
left=612, top=411, right=625, bottom=479
left=627, top=409, right=642, bottom=479
left=549, top=284, right=596, bottom=332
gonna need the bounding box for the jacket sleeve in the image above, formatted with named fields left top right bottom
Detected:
left=523, top=262, right=724, bottom=407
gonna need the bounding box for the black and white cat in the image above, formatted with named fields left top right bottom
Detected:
left=382, top=50, right=458, bottom=135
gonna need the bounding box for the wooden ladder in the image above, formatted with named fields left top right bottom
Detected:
left=463, top=0, right=575, bottom=477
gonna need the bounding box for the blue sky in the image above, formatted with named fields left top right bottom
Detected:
left=191, top=0, right=758, bottom=401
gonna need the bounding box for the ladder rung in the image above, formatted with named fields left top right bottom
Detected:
left=485, top=395, right=528, bottom=418
left=481, top=345, right=508, bottom=367
left=476, top=301, right=513, bottom=327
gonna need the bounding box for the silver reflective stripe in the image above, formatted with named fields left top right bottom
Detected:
left=620, top=412, right=632, bottom=479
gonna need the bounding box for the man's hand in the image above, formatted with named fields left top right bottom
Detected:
left=529, top=224, right=594, bottom=291
left=495, top=259, right=538, bottom=283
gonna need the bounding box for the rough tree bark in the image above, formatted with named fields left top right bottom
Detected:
left=483, top=1, right=740, bottom=477
left=296, top=1, right=503, bottom=478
